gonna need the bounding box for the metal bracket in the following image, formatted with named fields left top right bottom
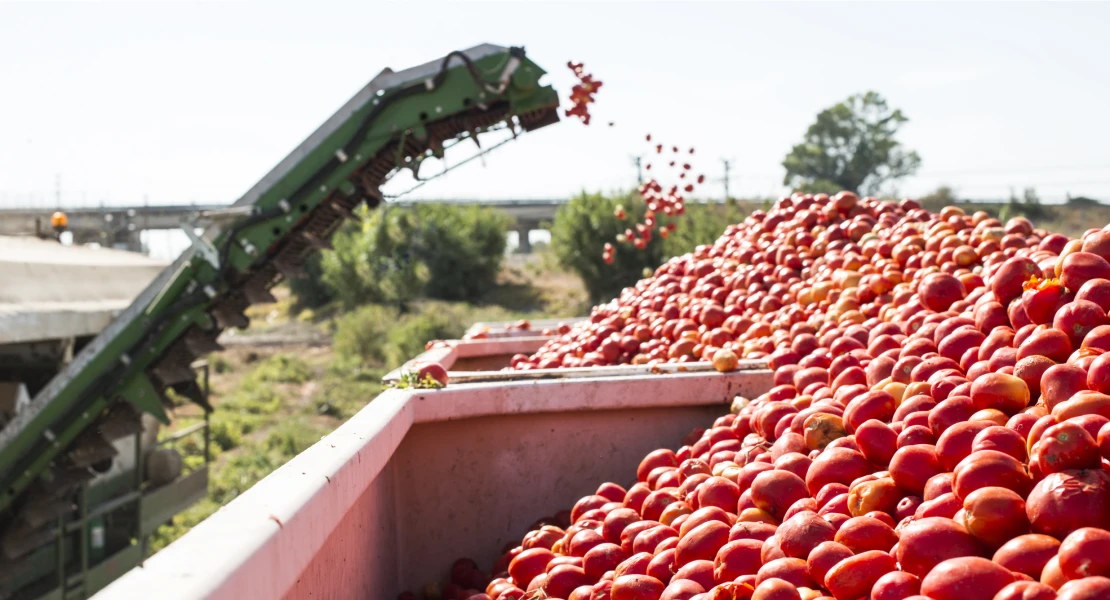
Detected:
left=117, top=376, right=170, bottom=425
left=182, top=225, right=220, bottom=269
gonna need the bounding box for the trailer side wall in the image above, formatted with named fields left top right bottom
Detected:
left=96, top=370, right=772, bottom=600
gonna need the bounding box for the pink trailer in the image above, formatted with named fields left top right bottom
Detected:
left=94, top=335, right=772, bottom=600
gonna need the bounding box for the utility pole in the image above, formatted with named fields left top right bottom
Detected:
left=721, top=159, right=732, bottom=201
left=631, top=155, right=643, bottom=185
left=55, top=174, right=62, bottom=209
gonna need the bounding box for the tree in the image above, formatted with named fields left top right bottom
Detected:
left=550, top=192, right=661, bottom=303
left=322, top=205, right=429, bottom=310
left=1008, top=187, right=1048, bottom=220
left=783, top=91, right=922, bottom=195
left=298, top=203, right=512, bottom=310
left=1067, top=195, right=1101, bottom=207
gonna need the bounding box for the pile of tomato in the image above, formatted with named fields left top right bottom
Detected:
left=408, top=192, right=1110, bottom=600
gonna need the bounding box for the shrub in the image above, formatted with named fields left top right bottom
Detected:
left=288, top=251, right=334, bottom=310
left=332, top=304, right=400, bottom=365
left=209, top=417, right=245, bottom=452
left=412, top=204, right=512, bottom=302
left=247, top=354, right=313, bottom=385
left=265, top=418, right=324, bottom=458
left=322, top=206, right=429, bottom=309
left=297, top=203, right=512, bottom=309
left=550, top=191, right=662, bottom=303
left=382, top=305, right=467, bottom=367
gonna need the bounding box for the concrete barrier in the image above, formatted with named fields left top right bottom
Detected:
left=0, top=236, right=167, bottom=344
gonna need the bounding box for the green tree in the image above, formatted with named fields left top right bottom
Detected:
left=551, top=192, right=660, bottom=303
left=411, top=204, right=512, bottom=302
left=1067, top=195, right=1101, bottom=208
left=322, top=206, right=429, bottom=310
left=288, top=251, right=336, bottom=310
left=296, top=203, right=512, bottom=310
left=783, top=91, right=921, bottom=195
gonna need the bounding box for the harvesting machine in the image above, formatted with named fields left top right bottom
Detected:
left=0, top=44, right=560, bottom=600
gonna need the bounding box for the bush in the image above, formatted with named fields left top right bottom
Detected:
left=550, top=192, right=747, bottom=303
left=381, top=305, right=467, bottom=367
left=332, top=302, right=477, bottom=368
left=249, top=354, right=312, bottom=384
left=288, top=251, right=334, bottom=310
left=412, top=204, right=512, bottom=302
left=297, top=203, right=512, bottom=310
left=550, top=192, right=661, bottom=303
left=322, top=207, right=429, bottom=309
left=209, top=417, right=245, bottom=452
left=332, top=304, right=401, bottom=365
left=265, top=418, right=324, bottom=458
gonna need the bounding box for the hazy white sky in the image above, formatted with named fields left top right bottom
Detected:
left=3, top=1, right=1110, bottom=210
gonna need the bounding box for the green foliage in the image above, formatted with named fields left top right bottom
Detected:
left=314, top=357, right=384, bottom=419
left=332, top=304, right=401, bottom=365
left=550, top=191, right=663, bottom=303
left=1008, top=187, right=1050, bottom=220
left=207, top=445, right=279, bottom=504
left=1067, top=195, right=1101, bottom=207
left=322, top=206, right=429, bottom=309
left=265, top=418, right=324, bottom=457
left=794, top=179, right=844, bottom=196
left=550, top=192, right=747, bottom=303
left=208, top=354, right=232, bottom=374
left=381, top=306, right=466, bottom=367
left=245, top=354, right=312, bottom=385
left=783, top=91, right=921, bottom=195
left=332, top=301, right=494, bottom=368
left=303, top=203, right=512, bottom=310
left=208, top=417, right=246, bottom=452
left=388, top=371, right=445, bottom=390
left=998, top=202, right=1013, bottom=224
left=288, top=251, right=334, bottom=310
left=413, top=204, right=513, bottom=302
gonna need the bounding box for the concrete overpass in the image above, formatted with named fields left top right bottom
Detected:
left=0, top=236, right=168, bottom=399
left=0, top=204, right=224, bottom=252
left=0, top=198, right=566, bottom=253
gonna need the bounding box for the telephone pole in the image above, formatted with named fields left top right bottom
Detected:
left=721, top=159, right=732, bottom=201
left=631, top=155, right=643, bottom=185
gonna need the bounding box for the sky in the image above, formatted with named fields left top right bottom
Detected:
left=3, top=1, right=1110, bottom=218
